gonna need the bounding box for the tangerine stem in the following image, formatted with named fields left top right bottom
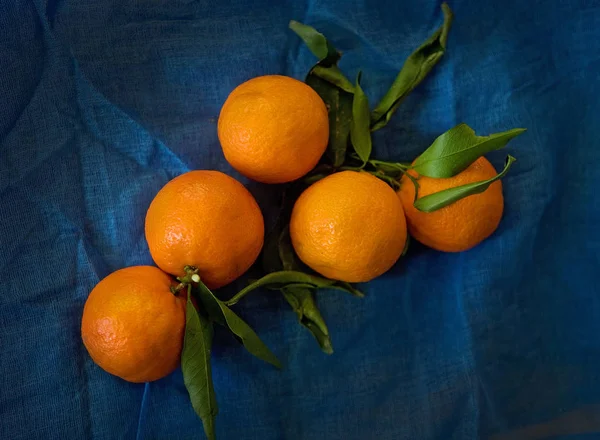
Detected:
left=170, top=266, right=200, bottom=296
left=180, top=266, right=200, bottom=284
left=170, top=283, right=187, bottom=295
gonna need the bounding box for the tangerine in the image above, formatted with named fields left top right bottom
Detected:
left=145, top=170, right=264, bottom=288
left=218, top=75, right=328, bottom=183
left=290, top=171, right=407, bottom=282
left=397, top=156, right=504, bottom=252
left=81, top=266, right=185, bottom=383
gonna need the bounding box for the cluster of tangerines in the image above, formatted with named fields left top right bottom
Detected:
left=80, top=8, right=523, bottom=437
left=81, top=74, right=506, bottom=382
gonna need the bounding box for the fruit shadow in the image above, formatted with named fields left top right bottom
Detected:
left=245, top=180, right=286, bottom=233
left=378, top=236, right=430, bottom=281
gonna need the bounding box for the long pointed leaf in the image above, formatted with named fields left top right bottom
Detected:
left=350, top=72, right=372, bottom=164
left=306, top=71, right=353, bottom=167
left=182, top=288, right=218, bottom=440
left=289, top=20, right=339, bottom=64
left=230, top=271, right=337, bottom=302
left=282, top=286, right=333, bottom=354
left=194, top=283, right=281, bottom=368
left=218, top=305, right=282, bottom=369
left=291, top=19, right=354, bottom=167
left=227, top=270, right=366, bottom=305
left=414, top=155, right=516, bottom=212
left=311, top=65, right=355, bottom=93
left=412, top=123, right=525, bottom=178
left=371, top=3, right=453, bottom=130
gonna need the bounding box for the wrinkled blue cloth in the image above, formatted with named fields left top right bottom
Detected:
left=2, top=0, right=600, bottom=439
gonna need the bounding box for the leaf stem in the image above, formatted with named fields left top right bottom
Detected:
left=368, top=159, right=411, bottom=171
left=225, top=271, right=363, bottom=306
left=339, top=165, right=363, bottom=172
left=399, top=169, right=420, bottom=202
left=225, top=285, right=262, bottom=306
left=366, top=171, right=401, bottom=189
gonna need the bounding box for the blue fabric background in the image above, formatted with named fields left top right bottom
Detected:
left=1, top=0, right=599, bottom=439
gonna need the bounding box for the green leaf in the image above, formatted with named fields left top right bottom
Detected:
left=194, top=282, right=281, bottom=368
left=412, top=123, right=525, bottom=178
left=278, top=226, right=297, bottom=271
left=370, top=3, right=453, bottom=131
left=331, top=282, right=365, bottom=298
left=306, top=71, right=353, bottom=167
left=368, top=162, right=405, bottom=178
left=304, top=320, right=333, bottom=354
left=236, top=271, right=336, bottom=294
left=350, top=72, right=372, bottom=165
left=218, top=304, right=282, bottom=369
left=282, top=286, right=333, bottom=354
left=262, top=223, right=285, bottom=274
left=226, top=271, right=364, bottom=306
left=182, top=288, right=218, bottom=440
left=367, top=159, right=412, bottom=179
left=311, top=65, right=355, bottom=93
left=414, top=155, right=516, bottom=212
left=289, top=20, right=340, bottom=64
left=192, top=285, right=225, bottom=327
left=266, top=281, right=364, bottom=299
left=266, top=282, right=316, bottom=291
left=291, top=19, right=355, bottom=167
left=276, top=223, right=335, bottom=354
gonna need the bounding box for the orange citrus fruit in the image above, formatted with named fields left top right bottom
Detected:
left=290, top=171, right=407, bottom=282
left=398, top=156, right=504, bottom=252
left=218, top=75, right=329, bottom=184
left=145, top=170, right=264, bottom=289
left=81, top=266, right=186, bottom=383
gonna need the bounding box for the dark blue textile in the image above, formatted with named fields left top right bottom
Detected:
left=1, top=0, right=599, bottom=439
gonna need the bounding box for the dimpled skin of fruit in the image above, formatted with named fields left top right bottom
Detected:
left=81, top=266, right=186, bottom=383
left=290, top=171, right=408, bottom=283
left=218, top=75, right=329, bottom=184
left=398, top=156, right=504, bottom=252
left=145, top=170, right=264, bottom=289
